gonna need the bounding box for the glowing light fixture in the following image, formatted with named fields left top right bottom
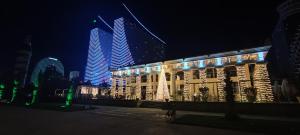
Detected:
left=183, top=62, right=189, bottom=70
left=237, top=55, right=242, bottom=63
left=215, top=58, right=222, bottom=66
left=198, top=60, right=205, bottom=68
left=258, top=52, right=264, bottom=61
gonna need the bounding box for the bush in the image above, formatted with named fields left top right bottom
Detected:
left=199, top=87, right=209, bottom=102
left=244, top=87, right=257, bottom=103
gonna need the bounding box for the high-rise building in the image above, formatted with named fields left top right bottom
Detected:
left=30, top=57, right=64, bottom=86
left=271, top=0, right=300, bottom=81
left=110, top=17, right=165, bottom=69
left=13, top=36, right=32, bottom=87
left=84, top=28, right=113, bottom=85
left=110, top=17, right=135, bottom=69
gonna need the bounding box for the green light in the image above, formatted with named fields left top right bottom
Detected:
left=13, top=80, right=19, bottom=85
left=0, top=84, right=4, bottom=99
left=93, top=19, right=97, bottom=23
left=0, top=84, right=4, bottom=89
left=31, top=90, right=38, bottom=104
left=10, top=87, right=17, bottom=102
left=65, top=85, right=73, bottom=107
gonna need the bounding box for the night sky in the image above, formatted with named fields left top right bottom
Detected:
left=0, top=0, right=284, bottom=78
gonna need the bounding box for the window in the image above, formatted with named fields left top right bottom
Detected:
left=192, top=70, right=200, bottom=79
left=224, top=66, right=237, bottom=77
left=165, top=73, right=171, bottom=81
left=151, top=75, right=153, bottom=82
left=141, top=75, right=147, bottom=83
left=156, top=74, right=159, bottom=82
left=131, top=77, right=136, bottom=83
left=176, top=71, right=184, bottom=80
left=206, top=68, right=217, bottom=78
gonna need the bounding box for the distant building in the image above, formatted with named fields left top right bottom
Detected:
left=13, top=36, right=32, bottom=87
left=69, top=71, right=80, bottom=81
left=272, top=0, right=300, bottom=81
left=30, top=57, right=64, bottom=86
left=111, top=46, right=274, bottom=102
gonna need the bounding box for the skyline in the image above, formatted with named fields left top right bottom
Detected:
left=0, top=0, right=284, bottom=76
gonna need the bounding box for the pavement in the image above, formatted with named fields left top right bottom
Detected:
left=0, top=105, right=263, bottom=135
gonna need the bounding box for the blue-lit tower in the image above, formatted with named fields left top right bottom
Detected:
left=84, top=28, right=112, bottom=85
left=111, top=17, right=135, bottom=69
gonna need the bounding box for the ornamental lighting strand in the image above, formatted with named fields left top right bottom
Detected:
left=216, top=68, right=225, bottom=102
left=236, top=65, right=249, bottom=102
left=183, top=71, right=191, bottom=101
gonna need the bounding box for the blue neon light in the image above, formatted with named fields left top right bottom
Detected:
left=198, top=60, right=205, bottom=68
left=145, top=67, right=150, bottom=73
left=183, top=62, right=189, bottom=70
left=84, top=28, right=111, bottom=85
left=237, top=55, right=242, bottom=63
left=156, top=66, right=161, bottom=71
left=111, top=17, right=135, bottom=69
left=258, top=52, right=264, bottom=61
left=215, top=58, right=222, bottom=66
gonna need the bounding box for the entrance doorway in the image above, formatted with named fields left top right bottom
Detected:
left=141, top=86, right=146, bottom=100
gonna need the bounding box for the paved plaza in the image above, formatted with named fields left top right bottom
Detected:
left=0, top=105, right=262, bottom=135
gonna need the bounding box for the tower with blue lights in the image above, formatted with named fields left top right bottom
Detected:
left=110, top=17, right=135, bottom=69
left=84, top=28, right=112, bottom=85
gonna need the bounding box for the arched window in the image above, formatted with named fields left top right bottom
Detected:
left=224, top=66, right=237, bottom=77
left=156, top=74, right=159, bottom=82
left=141, top=75, right=147, bottom=83
left=176, top=71, right=184, bottom=80
left=206, top=68, right=217, bottom=78
left=192, top=70, right=200, bottom=79
left=165, top=73, right=171, bottom=81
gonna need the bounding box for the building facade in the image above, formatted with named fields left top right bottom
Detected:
left=111, top=46, right=274, bottom=102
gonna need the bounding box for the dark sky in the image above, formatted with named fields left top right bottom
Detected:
left=0, top=0, right=284, bottom=77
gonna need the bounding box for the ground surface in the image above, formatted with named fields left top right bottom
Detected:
left=0, top=105, right=262, bottom=135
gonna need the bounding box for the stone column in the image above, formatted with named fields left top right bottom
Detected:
left=183, top=70, right=191, bottom=101
left=253, top=63, right=274, bottom=102
left=170, top=70, right=176, bottom=101
left=136, top=75, right=141, bottom=100
left=236, top=65, right=250, bottom=102
left=216, top=67, right=225, bottom=102
left=198, top=68, right=207, bottom=99
left=146, top=74, right=152, bottom=100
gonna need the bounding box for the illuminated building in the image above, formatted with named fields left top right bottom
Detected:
left=272, top=0, right=300, bottom=81
left=111, top=46, right=274, bottom=102
left=110, top=4, right=165, bottom=68
left=84, top=28, right=113, bottom=85
left=30, top=57, right=64, bottom=86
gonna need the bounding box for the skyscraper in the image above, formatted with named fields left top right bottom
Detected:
left=84, top=28, right=113, bottom=85
left=271, top=0, right=300, bottom=81
left=110, top=17, right=165, bottom=69
left=110, top=17, right=135, bottom=69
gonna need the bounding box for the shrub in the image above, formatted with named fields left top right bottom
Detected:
left=199, top=87, right=209, bottom=102
left=244, top=87, right=257, bottom=103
